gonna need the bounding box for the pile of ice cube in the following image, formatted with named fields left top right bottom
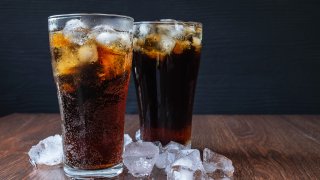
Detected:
left=51, top=19, right=132, bottom=76
left=29, top=133, right=234, bottom=179
left=53, top=19, right=131, bottom=49
left=123, top=133, right=234, bottom=179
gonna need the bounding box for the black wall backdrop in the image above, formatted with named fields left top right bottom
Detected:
left=0, top=0, right=320, bottom=116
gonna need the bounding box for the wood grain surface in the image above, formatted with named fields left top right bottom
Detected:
left=1, top=0, right=320, bottom=116
left=0, top=114, right=319, bottom=179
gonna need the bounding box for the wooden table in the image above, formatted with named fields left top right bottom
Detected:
left=0, top=114, right=319, bottom=179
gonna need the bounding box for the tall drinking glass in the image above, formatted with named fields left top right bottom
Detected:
left=132, top=20, right=202, bottom=146
left=48, top=14, right=133, bottom=178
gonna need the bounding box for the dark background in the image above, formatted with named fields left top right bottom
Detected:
left=1, top=0, right=320, bottom=116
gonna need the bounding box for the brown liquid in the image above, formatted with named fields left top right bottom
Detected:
left=57, top=68, right=130, bottom=169
left=132, top=47, right=200, bottom=145
left=50, top=31, right=131, bottom=170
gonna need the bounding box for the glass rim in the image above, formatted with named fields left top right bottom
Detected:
left=48, top=13, right=134, bottom=21
left=134, top=20, right=202, bottom=26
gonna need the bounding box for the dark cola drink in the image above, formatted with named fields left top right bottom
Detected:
left=48, top=14, right=133, bottom=177
left=132, top=20, right=202, bottom=146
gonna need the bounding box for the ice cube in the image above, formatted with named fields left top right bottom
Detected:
left=168, top=166, right=194, bottom=180
left=203, top=148, right=235, bottom=178
left=28, top=135, right=63, bottom=167
left=173, top=149, right=204, bottom=171
left=173, top=40, right=191, bottom=54
left=118, top=33, right=131, bottom=49
left=192, top=37, right=202, bottom=47
left=63, top=19, right=88, bottom=45
left=137, top=24, right=151, bottom=37
left=91, top=25, right=115, bottom=34
left=171, top=157, right=193, bottom=169
left=167, top=149, right=207, bottom=179
left=135, top=129, right=141, bottom=141
left=89, top=25, right=115, bottom=40
left=158, top=35, right=176, bottom=54
left=155, top=152, right=167, bottom=169
left=185, top=25, right=196, bottom=35
left=171, top=24, right=185, bottom=38
left=96, top=32, right=131, bottom=49
left=152, top=141, right=163, bottom=150
left=168, top=167, right=207, bottom=180
left=78, top=43, right=98, bottom=63
left=96, top=32, right=118, bottom=45
left=157, top=22, right=185, bottom=39
left=164, top=141, right=189, bottom=151
left=54, top=46, right=79, bottom=75
left=123, top=141, right=159, bottom=177
left=156, top=148, right=179, bottom=169
left=49, top=20, right=58, bottom=32
left=156, top=141, right=189, bottom=170
left=124, top=134, right=132, bottom=147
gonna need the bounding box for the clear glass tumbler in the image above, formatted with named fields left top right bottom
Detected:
left=132, top=20, right=202, bottom=147
left=48, top=14, right=133, bottom=178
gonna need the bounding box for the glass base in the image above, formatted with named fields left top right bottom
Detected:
left=63, top=163, right=123, bottom=178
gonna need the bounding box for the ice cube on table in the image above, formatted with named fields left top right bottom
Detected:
left=164, top=141, right=189, bottom=151
left=152, top=141, right=163, bottom=150
left=167, top=149, right=207, bottom=180
left=123, top=141, right=159, bottom=177
left=124, top=134, right=132, bottom=147
left=135, top=129, right=141, bottom=141
left=168, top=166, right=194, bottom=180
left=156, top=148, right=178, bottom=169
left=168, top=167, right=207, bottom=180
left=63, top=19, right=88, bottom=45
left=203, top=148, right=235, bottom=178
left=28, top=135, right=63, bottom=167
left=155, top=141, right=189, bottom=169
left=155, top=151, right=167, bottom=169
left=172, top=149, right=204, bottom=171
